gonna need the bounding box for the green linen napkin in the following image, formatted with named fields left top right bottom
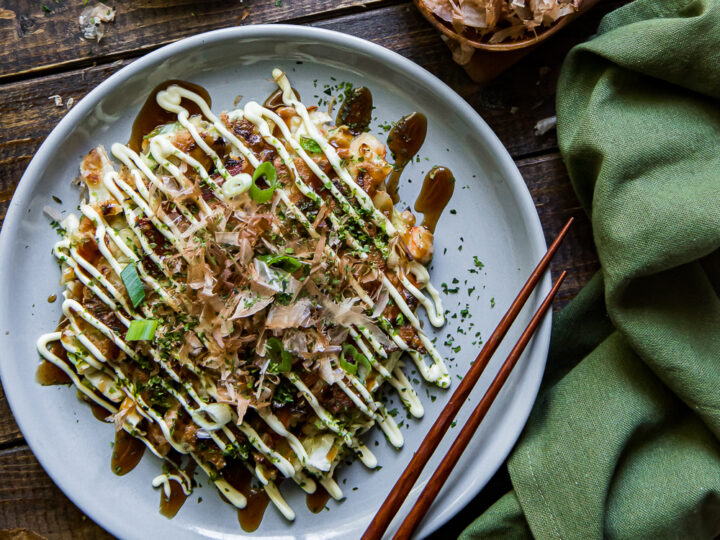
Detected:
left=459, top=0, right=720, bottom=538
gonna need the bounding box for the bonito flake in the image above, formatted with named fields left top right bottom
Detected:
left=78, top=2, right=116, bottom=42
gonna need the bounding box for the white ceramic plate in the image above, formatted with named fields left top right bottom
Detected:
left=0, top=25, right=550, bottom=539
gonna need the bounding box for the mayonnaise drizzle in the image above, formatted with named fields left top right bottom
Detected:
left=272, top=68, right=396, bottom=237
left=152, top=471, right=192, bottom=498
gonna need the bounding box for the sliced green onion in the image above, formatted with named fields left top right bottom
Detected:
left=299, top=136, right=322, bottom=154
left=258, top=253, right=306, bottom=274
left=144, top=121, right=180, bottom=140
left=121, top=263, right=145, bottom=308
left=340, top=344, right=372, bottom=382
left=249, top=162, right=279, bottom=203
left=266, top=337, right=292, bottom=373
left=126, top=319, right=158, bottom=341
left=222, top=173, right=252, bottom=198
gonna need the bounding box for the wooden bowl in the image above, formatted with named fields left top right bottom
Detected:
left=413, top=0, right=595, bottom=52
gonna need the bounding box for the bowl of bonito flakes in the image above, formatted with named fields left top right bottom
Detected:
left=414, top=0, right=582, bottom=63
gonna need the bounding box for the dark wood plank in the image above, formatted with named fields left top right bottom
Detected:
left=0, top=446, right=112, bottom=539
left=518, top=153, right=599, bottom=310
left=0, top=0, right=395, bottom=80
left=0, top=383, right=22, bottom=447
left=0, top=60, right=126, bottom=204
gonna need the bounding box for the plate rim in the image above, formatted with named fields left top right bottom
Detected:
left=0, top=23, right=550, bottom=539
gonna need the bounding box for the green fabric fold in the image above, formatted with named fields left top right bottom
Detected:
left=460, top=0, right=720, bottom=538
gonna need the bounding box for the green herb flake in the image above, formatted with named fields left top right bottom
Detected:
left=441, top=282, right=459, bottom=294
left=50, top=220, right=65, bottom=237
left=266, top=337, right=292, bottom=373
left=299, top=137, right=322, bottom=154
left=273, top=379, right=296, bottom=405
left=146, top=375, right=172, bottom=411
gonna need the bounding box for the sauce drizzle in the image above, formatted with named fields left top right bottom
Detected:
left=263, top=87, right=301, bottom=111
left=111, top=429, right=146, bottom=476
left=222, top=463, right=271, bottom=532
left=237, top=490, right=271, bottom=532
left=386, top=112, right=428, bottom=202
left=129, top=80, right=212, bottom=152
left=36, top=338, right=71, bottom=385
left=336, top=87, right=373, bottom=135
left=36, top=359, right=71, bottom=386
left=306, top=484, right=331, bottom=514
left=414, top=166, right=455, bottom=233
left=90, top=402, right=111, bottom=422
left=159, top=461, right=197, bottom=519
left=159, top=479, right=187, bottom=519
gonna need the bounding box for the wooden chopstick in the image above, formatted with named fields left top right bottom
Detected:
left=362, top=217, right=573, bottom=540
left=394, top=270, right=567, bottom=539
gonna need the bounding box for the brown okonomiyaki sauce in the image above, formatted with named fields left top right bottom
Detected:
left=159, top=461, right=197, bottom=518
left=129, top=80, right=212, bottom=152
left=89, top=402, right=111, bottom=422
left=112, top=428, right=146, bottom=476
left=306, top=484, right=331, bottom=514
left=386, top=112, right=428, bottom=202
left=35, top=360, right=71, bottom=385
left=238, top=488, right=271, bottom=532
left=414, top=166, right=455, bottom=233
left=337, top=86, right=373, bottom=135
left=36, top=339, right=71, bottom=385
left=219, top=462, right=270, bottom=532
left=263, top=86, right=301, bottom=111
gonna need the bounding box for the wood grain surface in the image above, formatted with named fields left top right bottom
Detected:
left=0, top=0, right=393, bottom=80
left=0, top=447, right=114, bottom=539
left=0, top=0, right=627, bottom=536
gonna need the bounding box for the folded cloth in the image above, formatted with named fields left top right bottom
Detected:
left=460, top=0, right=720, bottom=537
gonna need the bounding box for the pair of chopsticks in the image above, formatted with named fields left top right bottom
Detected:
left=363, top=217, right=574, bottom=540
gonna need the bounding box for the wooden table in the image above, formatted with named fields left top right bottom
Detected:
left=0, top=1, right=626, bottom=537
